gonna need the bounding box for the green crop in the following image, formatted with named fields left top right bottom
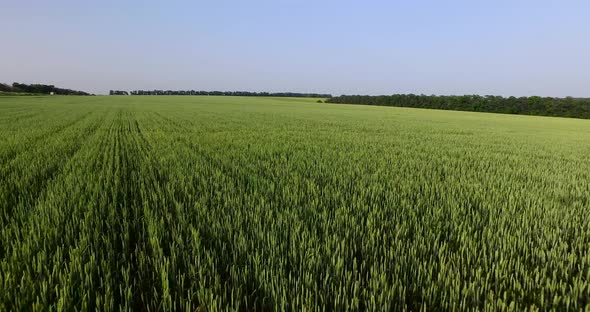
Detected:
left=1, top=95, right=589, bottom=311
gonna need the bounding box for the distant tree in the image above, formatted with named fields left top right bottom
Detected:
left=6, top=82, right=91, bottom=95
left=0, top=83, right=12, bottom=92
left=325, top=94, right=590, bottom=119
left=124, top=90, right=333, bottom=98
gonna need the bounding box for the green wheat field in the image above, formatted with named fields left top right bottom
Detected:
left=1, top=95, right=589, bottom=311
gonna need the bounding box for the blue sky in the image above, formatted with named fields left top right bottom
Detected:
left=1, top=0, right=589, bottom=96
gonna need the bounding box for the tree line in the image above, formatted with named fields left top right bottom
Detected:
left=110, top=90, right=332, bottom=98
left=0, top=82, right=92, bottom=95
left=326, top=94, right=590, bottom=119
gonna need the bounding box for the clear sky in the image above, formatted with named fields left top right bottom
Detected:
left=1, top=0, right=589, bottom=96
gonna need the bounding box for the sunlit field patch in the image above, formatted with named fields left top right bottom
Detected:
left=1, top=95, right=589, bottom=311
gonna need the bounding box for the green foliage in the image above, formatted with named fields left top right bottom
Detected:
left=0, top=95, right=589, bottom=311
left=0, top=82, right=92, bottom=95
left=0, top=91, right=40, bottom=96
left=125, top=90, right=332, bottom=97
left=327, top=94, right=590, bottom=119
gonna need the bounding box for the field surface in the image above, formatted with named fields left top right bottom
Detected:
left=0, top=96, right=589, bottom=311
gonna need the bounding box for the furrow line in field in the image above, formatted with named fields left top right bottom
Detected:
left=124, top=110, right=234, bottom=310
left=0, top=111, right=117, bottom=309
left=128, top=121, right=291, bottom=308
left=128, top=112, right=186, bottom=310
left=111, top=112, right=159, bottom=310
left=0, top=111, right=107, bottom=248
left=0, top=111, right=48, bottom=124
left=0, top=110, right=94, bottom=165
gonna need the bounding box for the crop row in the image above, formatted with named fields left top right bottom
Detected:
left=0, top=96, right=589, bottom=311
